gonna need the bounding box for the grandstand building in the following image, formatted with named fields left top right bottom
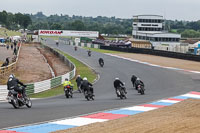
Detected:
left=132, top=15, right=181, bottom=46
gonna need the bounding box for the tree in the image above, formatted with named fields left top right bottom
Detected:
left=71, top=20, right=85, bottom=31
left=50, top=23, right=62, bottom=30
left=22, top=15, right=32, bottom=30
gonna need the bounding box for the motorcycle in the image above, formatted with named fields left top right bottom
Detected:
left=64, top=85, right=73, bottom=98
left=84, top=87, right=94, bottom=101
left=116, top=83, right=127, bottom=99
left=136, top=84, right=145, bottom=95
left=88, top=51, right=91, bottom=57
left=7, top=87, right=32, bottom=109
left=56, top=41, right=59, bottom=46
left=99, top=61, right=104, bottom=67
left=74, top=46, right=77, bottom=51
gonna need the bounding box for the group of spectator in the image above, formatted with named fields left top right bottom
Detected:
left=1, top=40, right=20, bottom=68
left=6, top=40, right=21, bottom=55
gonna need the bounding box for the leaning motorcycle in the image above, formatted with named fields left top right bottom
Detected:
left=84, top=87, right=94, bottom=101
left=88, top=51, right=91, bottom=57
left=116, top=84, right=127, bottom=99
left=64, top=85, right=73, bottom=98
left=137, top=84, right=145, bottom=95
left=99, top=61, right=104, bottom=67
left=7, top=87, right=32, bottom=109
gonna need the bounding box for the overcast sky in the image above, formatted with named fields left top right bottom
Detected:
left=0, top=0, right=199, bottom=21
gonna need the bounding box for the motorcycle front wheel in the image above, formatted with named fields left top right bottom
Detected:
left=25, top=97, right=32, bottom=108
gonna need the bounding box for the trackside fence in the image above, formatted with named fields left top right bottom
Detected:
left=59, top=38, right=200, bottom=62
left=0, top=44, right=76, bottom=101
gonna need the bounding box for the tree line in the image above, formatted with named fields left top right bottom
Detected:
left=1, top=11, right=200, bottom=38
left=27, top=12, right=133, bottom=35
left=0, top=10, right=31, bottom=31
left=167, top=20, right=200, bottom=38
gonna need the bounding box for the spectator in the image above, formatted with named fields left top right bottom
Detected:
left=6, top=57, right=9, bottom=65
left=1, top=58, right=9, bottom=67
left=17, top=42, right=21, bottom=50
left=6, top=45, right=9, bottom=50
left=14, top=40, right=17, bottom=48
left=13, top=47, right=17, bottom=55
left=12, top=56, right=17, bottom=62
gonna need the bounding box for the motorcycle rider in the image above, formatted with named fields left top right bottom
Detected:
left=76, top=75, right=83, bottom=93
left=63, top=78, right=73, bottom=92
left=131, top=75, right=137, bottom=88
left=56, top=40, right=59, bottom=46
left=98, top=58, right=104, bottom=66
left=87, top=49, right=91, bottom=56
left=113, top=78, right=127, bottom=96
left=135, top=78, right=144, bottom=90
left=7, top=74, right=26, bottom=99
left=81, top=77, right=94, bottom=96
left=74, top=46, right=77, bottom=51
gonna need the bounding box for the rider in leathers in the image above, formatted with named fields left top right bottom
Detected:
left=135, top=78, right=144, bottom=90
left=113, top=78, right=127, bottom=96
left=81, top=77, right=94, bottom=96
left=7, top=74, right=26, bottom=98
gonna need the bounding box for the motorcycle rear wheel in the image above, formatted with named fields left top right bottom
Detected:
left=140, top=89, right=145, bottom=95
left=12, top=98, right=19, bottom=109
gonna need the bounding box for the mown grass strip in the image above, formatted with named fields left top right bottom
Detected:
left=84, top=47, right=124, bottom=54
left=30, top=49, right=97, bottom=98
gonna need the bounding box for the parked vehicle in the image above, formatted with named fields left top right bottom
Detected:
left=7, top=87, right=32, bottom=109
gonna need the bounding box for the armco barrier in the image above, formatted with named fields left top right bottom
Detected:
left=0, top=44, right=76, bottom=101
left=100, top=46, right=200, bottom=62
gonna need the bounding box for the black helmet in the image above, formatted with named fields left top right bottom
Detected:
left=65, top=78, right=69, bottom=81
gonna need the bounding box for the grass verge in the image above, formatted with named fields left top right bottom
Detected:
left=84, top=47, right=124, bottom=54
left=0, top=28, right=21, bottom=37
left=30, top=49, right=97, bottom=98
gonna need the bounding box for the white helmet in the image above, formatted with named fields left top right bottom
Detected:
left=9, top=74, right=15, bottom=79
left=115, top=77, right=119, bottom=80
left=83, top=77, right=87, bottom=80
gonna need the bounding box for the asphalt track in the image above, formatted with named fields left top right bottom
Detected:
left=0, top=39, right=200, bottom=129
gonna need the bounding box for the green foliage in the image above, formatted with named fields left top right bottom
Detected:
left=28, top=12, right=133, bottom=35
left=181, top=29, right=200, bottom=38
left=167, top=20, right=200, bottom=38
left=0, top=10, right=32, bottom=30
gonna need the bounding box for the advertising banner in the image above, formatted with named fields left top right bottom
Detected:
left=39, top=30, right=99, bottom=38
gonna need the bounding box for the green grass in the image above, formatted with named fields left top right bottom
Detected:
left=30, top=49, right=97, bottom=98
left=84, top=47, right=124, bottom=54
left=41, top=36, right=73, bottom=40
left=0, top=28, right=21, bottom=37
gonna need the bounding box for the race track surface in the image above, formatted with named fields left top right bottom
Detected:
left=0, top=39, right=200, bottom=129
